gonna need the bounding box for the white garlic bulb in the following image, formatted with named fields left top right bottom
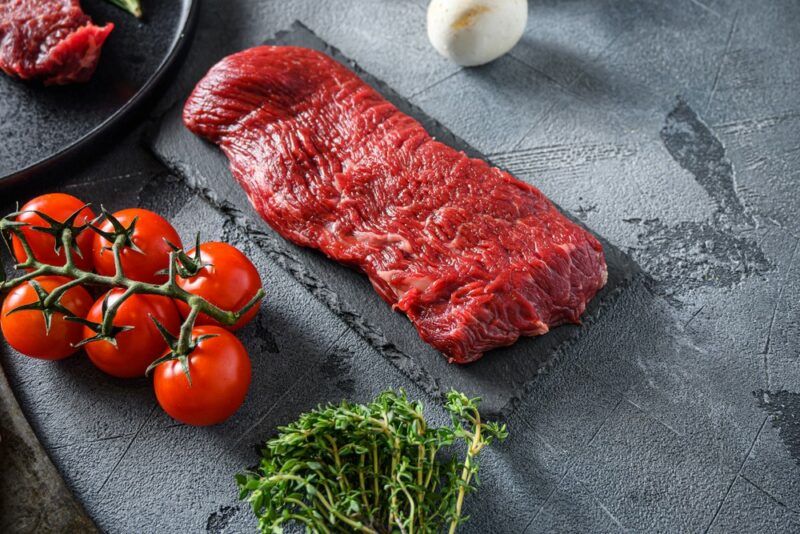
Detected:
left=427, top=0, right=528, bottom=67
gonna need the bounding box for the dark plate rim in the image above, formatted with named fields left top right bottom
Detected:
left=0, top=0, right=200, bottom=188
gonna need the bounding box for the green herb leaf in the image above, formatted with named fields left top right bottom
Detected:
left=237, top=389, right=507, bottom=533
left=104, top=0, right=142, bottom=18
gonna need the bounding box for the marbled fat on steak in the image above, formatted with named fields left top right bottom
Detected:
left=183, top=46, right=607, bottom=363
left=0, top=0, right=112, bottom=84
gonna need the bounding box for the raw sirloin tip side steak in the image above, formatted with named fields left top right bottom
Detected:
left=0, top=0, right=113, bottom=85
left=183, top=46, right=607, bottom=363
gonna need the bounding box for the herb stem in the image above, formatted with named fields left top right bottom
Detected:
left=448, top=409, right=482, bottom=534
left=358, top=453, right=370, bottom=517
left=372, top=441, right=380, bottom=512
left=326, top=436, right=350, bottom=493
left=270, top=474, right=378, bottom=534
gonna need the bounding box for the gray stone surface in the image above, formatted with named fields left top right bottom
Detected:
left=1, top=0, right=799, bottom=532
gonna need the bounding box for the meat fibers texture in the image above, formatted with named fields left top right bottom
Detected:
left=184, top=46, right=607, bottom=363
left=0, top=0, right=113, bottom=85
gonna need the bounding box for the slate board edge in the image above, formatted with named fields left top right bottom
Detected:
left=0, top=364, right=99, bottom=533
left=0, top=0, right=200, bottom=188
left=147, top=21, right=643, bottom=418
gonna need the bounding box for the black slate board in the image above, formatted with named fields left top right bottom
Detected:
left=150, top=22, right=642, bottom=416
left=0, top=0, right=198, bottom=186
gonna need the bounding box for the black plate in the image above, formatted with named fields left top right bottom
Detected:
left=0, top=0, right=198, bottom=186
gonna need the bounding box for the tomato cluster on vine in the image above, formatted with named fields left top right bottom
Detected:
left=0, top=193, right=264, bottom=426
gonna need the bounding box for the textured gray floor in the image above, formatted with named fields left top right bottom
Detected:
left=2, top=0, right=799, bottom=532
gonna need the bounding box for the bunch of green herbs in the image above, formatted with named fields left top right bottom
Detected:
left=237, top=390, right=507, bottom=533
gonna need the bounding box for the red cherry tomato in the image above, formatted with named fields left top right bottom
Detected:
left=83, top=289, right=182, bottom=378
left=1, top=276, right=92, bottom=360
left=92, top=208, right=182, bottom=284
left=12, top=194, right=96, bottom=271
left=175, top=242, right=262, bottom=331
left=153, top=326, right=251, bottom=426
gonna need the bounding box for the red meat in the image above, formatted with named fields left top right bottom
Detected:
left=184, top=46, right=607, bottom=363
left=0, top=0, right=113, bottom=85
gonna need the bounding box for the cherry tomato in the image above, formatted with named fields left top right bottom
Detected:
left=176, top=242, right=262, bottom=331
left=1, top=276, right=92, bottom=360
left=92, top=208, right=182, bottom=284
left=83, top=289, right=182, bottom=378
left=153, top=326, right=251, bottom=426
left=12, top=194, right=96, bottom=271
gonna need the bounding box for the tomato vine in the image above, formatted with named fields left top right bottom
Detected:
left=0, top=204, right=264, bottom=379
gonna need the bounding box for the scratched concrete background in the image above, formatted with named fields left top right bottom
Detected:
left=1, top=0, right=799, bottom=532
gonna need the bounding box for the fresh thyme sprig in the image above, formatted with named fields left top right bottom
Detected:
left=237, top=390, right=508, bottom=533
left=0, top=207, right=264, bottom=378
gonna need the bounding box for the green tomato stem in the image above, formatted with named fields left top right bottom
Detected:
left=177, top=305, right=201, bottom=355
left=0, top=215, right=265, bottom=363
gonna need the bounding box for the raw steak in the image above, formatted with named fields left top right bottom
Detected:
left=184, top=46, right=607, bottom=363
left=0, top=0, right=113, bottom=85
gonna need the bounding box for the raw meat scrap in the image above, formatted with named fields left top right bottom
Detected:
left=0, top=0, right=113, bottom=85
